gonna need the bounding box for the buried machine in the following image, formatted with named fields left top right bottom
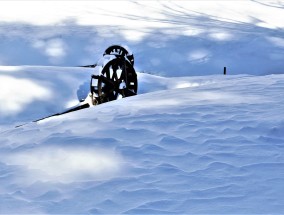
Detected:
left=89, top=45, right=137, bottom=105
left=17, top=45, right=138, bottom=126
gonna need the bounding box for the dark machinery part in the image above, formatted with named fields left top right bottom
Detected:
left=90, top=45, right=137, bottom=105
left=104, top=45, right=134, bottom=65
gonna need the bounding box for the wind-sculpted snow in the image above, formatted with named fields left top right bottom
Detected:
left=1, top=1, right=284, bottom=212
left=0, top=71, right=284, bottom=213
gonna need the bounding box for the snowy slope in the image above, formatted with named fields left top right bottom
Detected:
left=0, top=68, right=284, bottom=214
left=1, top=1, right=284, bottom=214
left=0, top=65, right=214, bottom=128
left=1, top=1, right=284, bottom=76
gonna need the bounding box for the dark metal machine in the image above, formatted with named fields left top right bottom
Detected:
left=90, top=45, right=137, bottom=105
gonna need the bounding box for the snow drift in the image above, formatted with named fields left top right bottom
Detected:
left=0, top=65, right=284, bottom=213
left=1, top=0, right=284, bottom=213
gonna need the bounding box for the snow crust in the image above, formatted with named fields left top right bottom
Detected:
left=0, top=65, right=284, bottom=213
left=1, top=1, right=284, bottom=214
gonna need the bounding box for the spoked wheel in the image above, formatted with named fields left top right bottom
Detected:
left=104, top=45, right=134, bottom=66
left=91, top=56, right=137, bottom=104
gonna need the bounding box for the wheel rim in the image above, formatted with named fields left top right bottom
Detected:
left=97, top=57, right=137, bottom=104
left=103, top=45, right=134, bottom=66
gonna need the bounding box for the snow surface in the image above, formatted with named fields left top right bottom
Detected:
left=0, top=1, right=284, bottom=76
left=1, top=1, right=284, bottom=214
left=1, top=65, right=284, bottom=213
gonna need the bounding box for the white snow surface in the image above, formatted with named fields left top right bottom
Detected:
left=1, top=1, right=284, bottom=214
left=1, top=65, right=284, bottom=213
left=0, top=1, right=284, bottom=76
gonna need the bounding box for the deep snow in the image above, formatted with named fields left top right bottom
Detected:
left=1, top=0, right=284, bottom=214
left=0, top=65, right=284, bottom=213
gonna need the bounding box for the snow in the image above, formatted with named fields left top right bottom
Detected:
left=1, top=1, right=284, bottom=76
left=1, top=68, right=284, bottom=213
left=0, top=66, right=94, bottom=126
left=1, top=1, right=284, bottom=214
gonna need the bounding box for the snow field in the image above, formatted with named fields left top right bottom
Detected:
left=1, top=0, right=284, bottom=213
left=0, top=68, right=284, bottom=213
left=1, top=1, right=284, bottom=76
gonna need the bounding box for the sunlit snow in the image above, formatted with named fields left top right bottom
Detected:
left=3, top=146, right=123, bottom=183
left=0, top=75, right=51, bottom=115
left=0, top=1, right=284, bottom=214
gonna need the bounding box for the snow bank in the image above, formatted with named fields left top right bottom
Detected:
left=0, top=66, right=94, bottom=126
left=0, top=66, right=213, bottom=127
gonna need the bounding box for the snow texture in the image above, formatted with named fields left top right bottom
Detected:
left=1, top=67, right=284, bottom=213
left=0, top=1, right=284, bottom=76
left=1, top=1, right=284, bottom=214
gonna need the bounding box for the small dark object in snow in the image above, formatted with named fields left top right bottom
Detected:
left=90, top=45, right=138, bottom=105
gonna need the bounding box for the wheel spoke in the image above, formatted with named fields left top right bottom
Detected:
left=93, top=52, right=137, bottom=104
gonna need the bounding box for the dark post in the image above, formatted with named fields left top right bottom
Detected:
left=224, top=67, right=226, bottom=75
